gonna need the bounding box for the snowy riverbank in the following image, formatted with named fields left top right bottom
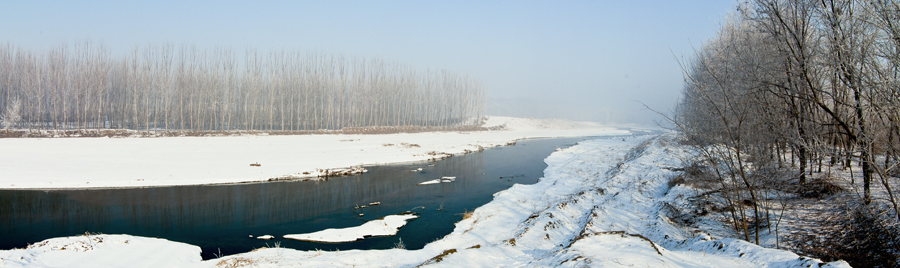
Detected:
left=0, top=116, right=628, bottom=189
left=0, top=133, right=851, bottom=267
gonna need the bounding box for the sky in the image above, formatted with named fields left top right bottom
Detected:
left=0, top=1, right=736, bottom=125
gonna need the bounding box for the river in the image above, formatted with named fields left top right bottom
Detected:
left=0, top=136, right=606, bottom=259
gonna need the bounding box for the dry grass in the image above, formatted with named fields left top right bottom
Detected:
left=418, top=249, right=458, bottom=266
left=674, top=160, right=898, bottom=267
left=393, top=238, right=406, bottom=250
left=462, top=210, right=473, bottom=220
left=789, top=173, right=844, bottom=198
left=382, top=142, right=422, bottom=148
left=215, top=257, right=257, bottom=268
left=460, top=210, right=474, bottom=221
left=458, top=210, right=479, bottom=233
left=783, top=199, right=900, bottom=267
left=667, top=161, right=719, bottom=190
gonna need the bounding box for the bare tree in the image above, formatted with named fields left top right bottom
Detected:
left=1, top=97, right=21, bottom=131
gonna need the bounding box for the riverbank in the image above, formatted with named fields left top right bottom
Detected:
left=0, top=116, right=629, bottom=189
left=0, top=133, right=851, bottom=267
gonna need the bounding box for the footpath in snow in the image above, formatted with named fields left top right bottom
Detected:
left=0, top=133, right=852, bottom=267
left=0, top=116, right=628, bottom=189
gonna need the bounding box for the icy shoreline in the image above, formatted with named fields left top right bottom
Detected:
left=0, top=133, right=852, bottom=267
left=0, top=116, right=628, bottom=189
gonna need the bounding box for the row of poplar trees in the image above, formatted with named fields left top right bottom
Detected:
left=0, top=43, right=486, bottom=132
left=672, top=0, right=900, bottom=247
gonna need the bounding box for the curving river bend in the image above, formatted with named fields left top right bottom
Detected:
left=0, top=136, right=608, bottom=260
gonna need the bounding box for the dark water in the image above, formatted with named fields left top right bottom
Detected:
left=0, top=136, right=596, bottom=259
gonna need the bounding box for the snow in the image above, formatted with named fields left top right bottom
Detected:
left=0, top=234, right=201, bottom=268
left=202, top=134, right=849, bottom=267
left=283, top=214, right=419, bottom=243
left=0, top=116, right=627, bottom=189
left=0, top=120, right=853, bottom=267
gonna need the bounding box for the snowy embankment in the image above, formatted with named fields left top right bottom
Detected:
left=0, top=133, right=852, bottom=267
left=0, top=234, right=202, bottom=268
left=205, top=134, right=848, bottom=267
left=0, top=116, right=627, bottom=189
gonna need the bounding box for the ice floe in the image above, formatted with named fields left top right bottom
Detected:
left=283, top=214, right=418, bottom=243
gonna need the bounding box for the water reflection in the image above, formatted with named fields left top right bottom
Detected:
left=0, top=136, right=593, bottom=259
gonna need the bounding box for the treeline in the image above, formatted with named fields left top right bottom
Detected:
left=672, top=0, right=899, bottom=252
left=0, top=43, right=485, bottom=132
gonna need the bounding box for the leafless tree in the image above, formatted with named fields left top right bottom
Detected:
left=0, top=44, right=486, bottom=134
left=673, top=0, right=900, bottom=249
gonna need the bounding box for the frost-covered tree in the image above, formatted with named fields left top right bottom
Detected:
left=1, top=98, right=20, bottom=130
left=0, top=44, right=486, bottom=133
left=673, top=0, right=900, bottom=257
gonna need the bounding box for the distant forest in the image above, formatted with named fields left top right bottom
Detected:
left=0, top=43, right=485, bottom=133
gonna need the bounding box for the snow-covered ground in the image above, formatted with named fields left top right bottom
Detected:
left=0, top=116, right=628, bottom=189
left=0, top=234, right=202, bottom=268
left=0, top=133, right=851, bottom=267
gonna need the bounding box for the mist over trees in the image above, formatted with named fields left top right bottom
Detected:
left=0, top=43, right=485, bottom=133
left=671, top=0, right=900, bottom=264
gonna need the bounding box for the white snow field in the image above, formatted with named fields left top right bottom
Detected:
left=0, top=133, right=852, bottom=267
left=0, top=116, right=628, bottom=189
left=0, top=117, right=630, bottom=189
left=0, top=234, right=201, bottom=268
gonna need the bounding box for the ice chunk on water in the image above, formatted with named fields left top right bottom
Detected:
left=283, top=214, right=418, bottom=243
left=417, top=179, right=441, bottom=185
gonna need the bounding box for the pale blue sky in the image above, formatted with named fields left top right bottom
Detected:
left=0, top=1, right=735, bottom=124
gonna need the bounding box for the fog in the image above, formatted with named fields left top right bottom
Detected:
left=0, top=1, right=734, bottom=125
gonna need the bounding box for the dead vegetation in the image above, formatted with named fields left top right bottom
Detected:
left=460, top=210, right=474, bottom=221
left=575, top=231, right=662, bottom=256
left=670, top=160, right=900, bottom=267
left=788, top=174, right=844, bottom=199
left=771, top=187, right=900, bottom=267
left=382, top=142, right=422, bottom=148
left=316, top=166, right=368, bottom=177
left=215, top=257, right=258, bottom=268
left=421, top=151, right=453, bottom=161
left=418, top=248, right=458, bottom=266
left=666, top=161, right=718, bottom=191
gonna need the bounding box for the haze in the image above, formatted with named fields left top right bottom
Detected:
left=0, top=1, right=734, bottom=125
